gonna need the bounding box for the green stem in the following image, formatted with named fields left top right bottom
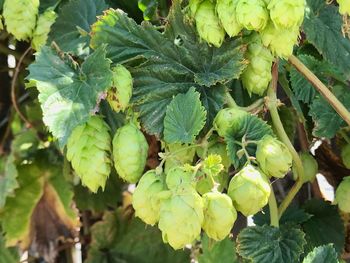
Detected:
left=269, top=186, right=279, bottom=227
left=241, top=98, right=264, bottom=112
left=289, top=55, right=350, bottom=127
left=340, top=130, right=350, bottom=144
left=267, top=61, right=305, bottom=217
left=225, top=90, right=238, bottom=108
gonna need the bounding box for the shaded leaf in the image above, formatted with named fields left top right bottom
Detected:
left=302, top=244, right=339, bottom=263
left=0, top=155, right=18, bottom=209
left=0, top=234, right=19, bottom=263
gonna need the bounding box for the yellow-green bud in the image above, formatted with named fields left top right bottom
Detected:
left=293, top=152, right=318, bottom=183
left=213, top=108, right=249, bottom=137
left=236, top=0, right=269, bottom=31
left=268, top=0, right=306, bottom=29
left=216, top=0, right=242, bottom=37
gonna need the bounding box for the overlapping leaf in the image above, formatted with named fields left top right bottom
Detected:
left=302, top=244, right=339, bottom=263
left=28, top=46, right=113, bottom=146
left=0, top=155, right=18, bottom=209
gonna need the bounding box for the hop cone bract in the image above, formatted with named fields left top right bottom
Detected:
left=132, top=170, right=166, bottom=225
left=341, top=144, right=350, bottom=169
left=202, top=192, right=237, bottom=241
left=256, top=135, right=292, bottom=178
left=166, top=166, right=194, bottom=190
left=107, top=65, right=133, bottom=112
left=195, top=0, right=225, bottom=47
left=213, top=108, right=249, bottom=137
left=32, top=9, right=57, bottom=51
left=112, top=123, right=149, bottom=183
left=236, top=0, right=268, bottom=31
left=3, top=0, right=39, bottom=41
left=66, top=116, right=111, bottom=193
left=241, top=35, right=273, bottom=96
left=337, top=0, right=350, bottom=15
left=293, top=152, right=318, bottom=183
left=216, top=0, right=242, bottom=37
left=164, top=143, right=195, bottom=173
left=268, top=0, right=306, bottom=29
left=228, top=165, right=271, bottom=216
left=335, top=176, right=350, bottom=213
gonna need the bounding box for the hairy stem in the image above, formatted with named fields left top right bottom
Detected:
left=269, top=186, right=279, bottom=227
left=289, top=55, right=350, bottom=127
left=225, top=90, right=238, bottom=108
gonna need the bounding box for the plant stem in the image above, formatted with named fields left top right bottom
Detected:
left=225, top=90, right=238, bottom=108
left=289, top=55, right=350, bottom=127
left=267, top=61, right=305, bottom=217
left=241, top=98, right=264, bottom=113
left=269, top=186, right=279, bottom=227
left=340, top=130, right=350, bottom=144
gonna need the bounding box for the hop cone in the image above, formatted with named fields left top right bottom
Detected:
left=196, top=172, right=215, bottom=195
left=293, top=152, right=318, bottom=183
left=241, top=35, right=273, bottom=96
left=228, top=165, right=271, bottom=216
left=32, top=9, right=57, bottom=51
left=164, top=143, right=195, bottom=173
left=260, top=22, right=300, bottom=59
left=335, top=176, right=350, bottom=213
left=166, top=166, right=195, bottom=190
left=216, top=0, right=242, bottom=37
left=132, top=170, right=166, bottom=225
left=236, top=0, right=268, bottom=31
left=337, top=0, right=350, bottom=15
left=213, top=108, right=249, bottom=137
left=195, top=0, right=225, bottom=48
left=268, top=0, right=306, bottom=29
left=107, top=65, right=133, bottom=112
left=341, top=144, right=350, bottom=169
left=66, top=116, right=111, bottom=193
left=3, top=0, right=39, bottom=41
left=256, top=135, right=292, bottom=178
left=158, top=186, right=204, bottom=249
left=112, top=123, right=149, bottom=183
left=202, top=192, right=237, bottom=241
left=189, top=0, right=203, bottom=17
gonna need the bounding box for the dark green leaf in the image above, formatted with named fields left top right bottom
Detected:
left=302, top=199, right=345, bottom=255
left=49, top=0, right=107, bottom=56
left=198, top=234, right=238, bottom=263
left=236, top=225, right=306, bottom=263
left=0, top=234, right=19, bottom=263
left=302, top=244, right=339, bottom=263
left=164, top=88, right=206, bottom=143
left=303, top=0, right=350, bottom=78
left=138, top=0, right=158, bottom=20
left=28, top=46, right=113, bottom=146
left=0, top=155, right=18, bottom=209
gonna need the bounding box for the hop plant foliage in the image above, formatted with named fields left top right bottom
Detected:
left=293, top=152, right=318, bottom=183
left=66, top=116, right=112, bottom=193
left=112, top=123, right=149, bottom=183
left=213, top=108, right=249, bottom=137
left=335, top=176, right=350, bottom=213
left=228, top=165, right=271, bottom=216
left=31, top=9, right=57, bottom=51
left=107, top=65, right=133, bottom=113
left=341, top=144, right=350, bottom=169
left=164, top=143, right=196, bottom=173
left=202, top=192, right=237, bottom=241
left=256, top=135, right=292, bottom=178
left=195, top=0, right=225, bottom=47
left=236, top=0, right=269, bottom=31
left=132, top=170, right=166, bottom=226
left=337, top=0, right=350, bottom=15
left=241, top=35, right=274, bottom=96
left=3, top=0, right=39, bottom=41
left=216, top=0, right=242, bottom=37
left=165, top=166, right=194, bottom=189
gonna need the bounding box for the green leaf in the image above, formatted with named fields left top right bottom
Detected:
left=86, top=211, right=191, bottom=263
left=164, top=88, right=206, bottom=144
left=225, top=114, right=273, bottom=169
left=302, top=244, right=339, bottom=263
left=0, top=234, right=19, bottom=263
left=138, top=0, right=158, bottom=20
left=303, top=0, right=350, bottom=78
left=0, top=155, right=18, bottom=209
left=90, top=3, right=245, bottom=136
left=236, top=225, right=306, bottom=263
left=198, top=234, right=239, bottom=263
left=48, top=0, right=107, bottom=56
left=309, top=86, right=350, bottom=138
left=302, top=199, right=345, bottom=255
left=28, top=46, right=113, bottom=146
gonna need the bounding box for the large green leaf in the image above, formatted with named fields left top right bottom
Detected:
left=302, top=244, right=339, bottom=263
left=0, top=155, right=18, bottom=209
left=28, top=46, right=113, bottom=147
left=198, top=234, right=238, bottom=263
left=302, top=199, right=345, bottom=255
left=48, top=0, right=108, bottom=56
left=303, top=0, right=350, bottom=78
left=236, top=225, right=306, bottom=263
left=90, top=1, right=245, bottom=136
left=0, top=234, right=19, bottom=263
left=164, top=87, right=206, bottom=144
left=225, top=114, right=273, bottom=169
left=86, top=211, right=191, bottom=263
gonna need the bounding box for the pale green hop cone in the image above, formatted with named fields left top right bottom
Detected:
left=158, top=186, right=204, bottom=249
left=216, top=0, right=242, bottom=37
left=66, top=116, right=112, bottom=193
left=293, top=152, right=318, bottom=183
left=236, top=0, right=269, bottom=31
left=164, top=143, right=196, bottom=173
left=213, top=107, right=249, bottom=137
left=337, top=0, right=350, bottom=15
left=195, top=0, right=225, bottom=47
left=335, top=176, right=350, bottom=213
left=107, top=64, right=133, bottom=113
left=268, top=0, right=306, bottom=29
left=341, top=144, right=350, bottom=169
left=112, top=123, right=149, bottom=183
left=31, top=9, right=57, bottom=51
left=132, top=170, right=166, bottom=226
left=256, top=135, right=292, bottom=178
left=3, top=0, right=39, bottom=41
left=165, top=166, right=195, bottom=190
left=228, top=165, right=271, bottom=216
left=202, top=192, right=237, bottom=241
